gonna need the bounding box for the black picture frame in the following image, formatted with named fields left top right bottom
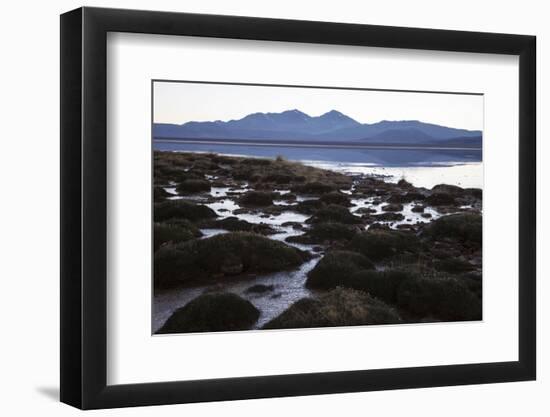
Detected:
left=60, top=6, right=536, bottom=410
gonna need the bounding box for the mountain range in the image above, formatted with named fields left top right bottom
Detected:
left=153, top=109, right=482, bottom=148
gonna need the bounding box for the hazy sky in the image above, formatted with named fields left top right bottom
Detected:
left=153, top=81, right=483, bottom=131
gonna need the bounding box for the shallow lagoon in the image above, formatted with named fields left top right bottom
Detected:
left=152, top=149, right=483, bottom=333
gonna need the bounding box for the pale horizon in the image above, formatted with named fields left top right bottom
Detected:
left=153, top=81, right=484, bottom=131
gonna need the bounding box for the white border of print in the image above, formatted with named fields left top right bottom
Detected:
left=106, top=32, right=518, bottom=385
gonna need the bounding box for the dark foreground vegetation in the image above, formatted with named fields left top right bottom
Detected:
left=157, top=293, right=260, bottom=333
left=154, top=232, right=310, bottom=288
left=153, top=151, right=482, bottom=333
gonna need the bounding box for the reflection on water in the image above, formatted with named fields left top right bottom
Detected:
left=154, top=141, right=481, bottom=166
left=310, top=161, right=483, bottom=189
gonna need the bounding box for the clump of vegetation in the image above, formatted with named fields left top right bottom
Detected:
left=208, top=216, right=276, bottom=235
left=157, top=292, right=260, bottom=334
left=431, top=184, right=464, bottom=195
left=370, top=212, right=405, bottom=222
left=425, top=192, right=456, bottom=206
left=307, top=204, right=361, bottom=224
left=260, top=172, right=299, bottom=185
left=354, top=207, right=377, bottom=215
left=306, top=250, right=374, bottom=289
left=347, top=269, right=417, bottom=304
left=457, top=272, right=482, bottom=298
left=263, top=287, right=402, bottom=329
left=397, top=179, right=414, bottom=189
left=294, top=199, right=325, bottom=214
left=320, top=192, right=352, bottom=207
left=433, top=258, right=475, bottom=273
left=232, top=167, right=256, bottom=181
left=211, top=154, right=238, bottom=165
left=422, top=213, right=482, bottom=248
left=189, top=158, right=219, bottom=171
left=154, top=221, right=202, bottom=251
left=396, top=276, right=481, bottom=321
left=154, top=186, right=171, bottom=202
left=382, top=203, right=404, bottom=212
left=287, top=222, right=357, bottom=244
left=271, top=158, right=351, bottom=188
left=239, top=191, right=275, bottom=206
left=154, top=232, right=310, bottom=288
left=154, top=158, right=195, bottom=184
left=349, top=230, right=420, bottom=261
left=154, top=200, right=217, bottom=222
left=175, top=179, right=211, bottom=194
left=291, top=182, right=335, bottom=194
left=240, top=157, right=273, bottom=166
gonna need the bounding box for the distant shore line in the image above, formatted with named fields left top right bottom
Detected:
left=153, top=137, right=482, bottom=152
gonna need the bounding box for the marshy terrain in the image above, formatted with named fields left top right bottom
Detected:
left=153, top=151, right=482, bottom=334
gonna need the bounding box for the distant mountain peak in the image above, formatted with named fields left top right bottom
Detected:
left=279, top=109, right=311, bottom=119
left=318, top=109, right=357, bottom=122
left=321, top=109, right=346, bottom=117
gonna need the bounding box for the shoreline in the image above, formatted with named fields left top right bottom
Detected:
left=156, top=148, right=484, bottom=189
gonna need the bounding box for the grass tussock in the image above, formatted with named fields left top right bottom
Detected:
left=291, top=182, right=336, bottom=194
left=154, top=221, right=201, bottom=251
left=433, top=258, right=475, bottom=273
left=307, top=204, right=362, bottom=224
left=209, top=216, right=276, bottom=235
left=423, top=213, right=482, bottom=248
left=154, top=232, right=310, bottom=288
left=349, top=229, right=420, bottom=261
left=347, top=270, right=417, bottom=304
left=306, top=250, right=374, bottom=289
left=396, top=276, right=481, bottom=321
left=157, top=292, right=260, bottom=334
left=263, top=287, right=402, bottom=329
left=294, top=199, right=325, bottom=214
left=239, top=191, right=275, bottom=207
left=319, top=192, right=352, bottom=207
left=154, top=200, right=217, bottom=222
left=175, top=179, right=211, bottom=194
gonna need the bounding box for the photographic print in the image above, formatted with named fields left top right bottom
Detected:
left=152, top=81, right=483, bottom=335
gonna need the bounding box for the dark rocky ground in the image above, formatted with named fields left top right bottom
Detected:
left=153, top=151, right=483, bottom=333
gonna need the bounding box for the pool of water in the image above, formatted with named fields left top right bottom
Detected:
left=350, top=198, right=442, bottom=229
left=153, top=257, right=320, bottom=332
left=153, top=147, right=482, bottom=333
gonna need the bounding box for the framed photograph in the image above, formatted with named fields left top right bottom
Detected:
left=60, top=7, right=536, bottom=409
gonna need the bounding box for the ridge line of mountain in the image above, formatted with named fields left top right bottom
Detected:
left=153, top=109, right=482, bottom=146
